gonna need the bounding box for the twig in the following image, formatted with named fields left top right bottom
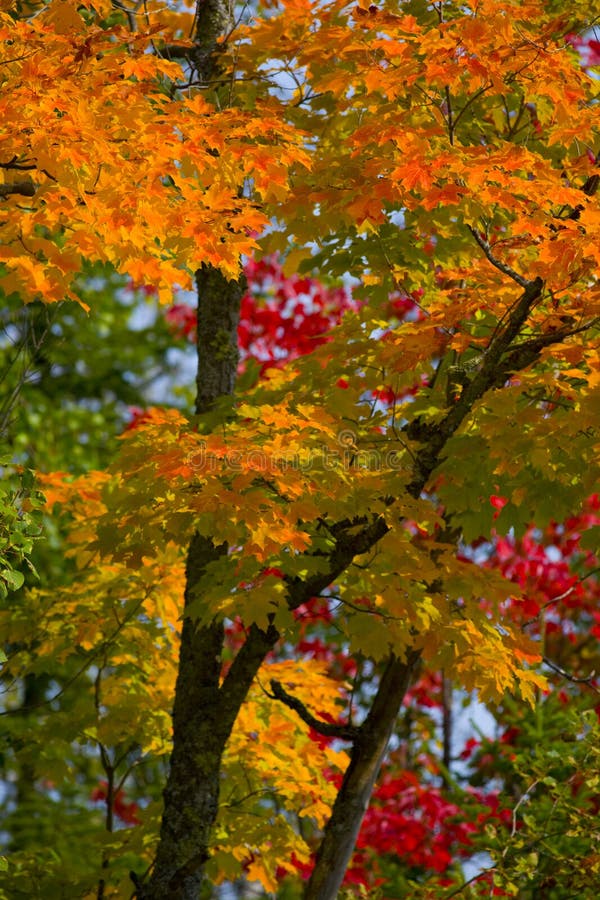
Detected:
left=452, top=83, right=493, bottom=133
left=468, top=225, right=532, bottom=288
left=509, top=780, right=539, bottom=840
left=442, top=866, right=496, bottom=899
left=0, top=592, right=149, bottom=716
left=0, top=157, right=36, bottom=171
left=542, top=657, right=599, bottom=691
left=522, top=567, right=600, bottom=629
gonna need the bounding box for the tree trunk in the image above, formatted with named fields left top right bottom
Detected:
left=303, top=650, right=421, bottom=900
left=143, top=584, right=278, bottom=898
left=136, top=3, right=268, bottom=894
left=139, top=256, right=284, bottom=900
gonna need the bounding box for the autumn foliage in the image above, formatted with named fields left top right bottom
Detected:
left=1, top=0, right=600, bottom=898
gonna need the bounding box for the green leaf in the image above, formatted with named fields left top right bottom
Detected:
left=3, top=568, right=25, bottom=591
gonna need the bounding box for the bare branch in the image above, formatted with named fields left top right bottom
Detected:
left=523, top=566, right=600, bottom=629
left=542, top=657, right=600, bottom=691
left=269, top=679, right=359, bottom=740
left=0, top=157, right=36, bottom=171
left=468, top=225, right=532, bottom=288
left=442, top=866, right=496, bottom=899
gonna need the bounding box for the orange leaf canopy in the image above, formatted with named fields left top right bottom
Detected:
left=0, top=0, right=309, bottom=306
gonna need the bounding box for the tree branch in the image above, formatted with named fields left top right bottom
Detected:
left=303, top=650, right=421, bottom=900
left=0, top=156, right=36, bottom=171
left=542, top=656, right=599, bottom=691
left=0, top=181, right=35, bottom=198
left=269, top=679, right=360, bottom=740
left=468, top=225, right=532, bottom=288
left=284, top=515, right=390, bottom=611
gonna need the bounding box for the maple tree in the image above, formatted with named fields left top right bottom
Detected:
left=1, top=0, right=600, bottom=898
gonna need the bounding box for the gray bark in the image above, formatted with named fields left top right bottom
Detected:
left=303, top=652, right=421, bottom=900
left=195, top=264, right=243, bottom=414
left=191, top=0, right=231, bottom=84
left=138, top=7, right=272, bottom=896
left=140, top=264, right=252, bottom=898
